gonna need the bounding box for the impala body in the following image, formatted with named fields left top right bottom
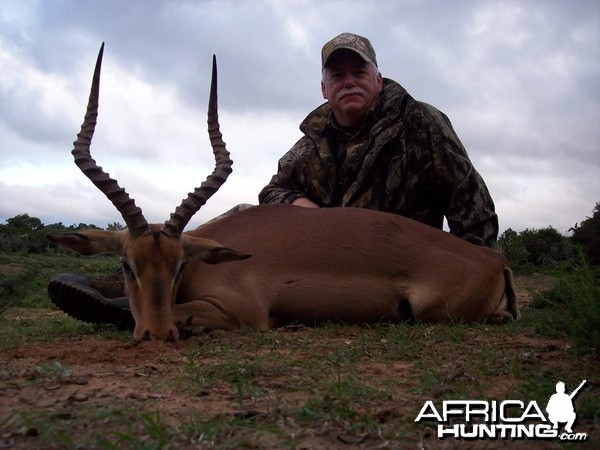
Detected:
left=49, top=45, right=518, bottom=342
left=176, top=204, right=518, bottom=328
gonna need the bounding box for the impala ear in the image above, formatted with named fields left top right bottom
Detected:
left=47, top=230, right=126, bottom=256
left=201, top=246, right=252, bottom=265
left=182, top=235, right=251, bottom=265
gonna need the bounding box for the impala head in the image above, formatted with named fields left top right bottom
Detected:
left=48, top=44, right=249, bottom=342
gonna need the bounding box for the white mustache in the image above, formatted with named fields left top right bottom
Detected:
left=336, top=88, right=364, bottom=101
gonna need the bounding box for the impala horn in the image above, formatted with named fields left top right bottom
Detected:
left=162, top=54, right=232, bottom=238
left=71, top=43, right=149, bottom=237
left=72, top=44, right=232, bottom=239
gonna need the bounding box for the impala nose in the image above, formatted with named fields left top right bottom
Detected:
left=138, top=326, right=178, bottom=342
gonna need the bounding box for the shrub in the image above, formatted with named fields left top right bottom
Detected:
left=571, top=202, right=600, bottom=265
left=528, top=258, right=600, bottom=351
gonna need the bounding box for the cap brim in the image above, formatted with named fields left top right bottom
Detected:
left=323, top=46, right=373, bottom=68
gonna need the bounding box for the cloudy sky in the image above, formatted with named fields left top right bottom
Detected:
left=1, top=0, right=598, bottom=234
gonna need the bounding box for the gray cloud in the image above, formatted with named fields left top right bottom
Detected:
left=1, top=0, right=598, bottom=234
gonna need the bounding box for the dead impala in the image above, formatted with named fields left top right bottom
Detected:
left=48, top=45, right=519, bottom=342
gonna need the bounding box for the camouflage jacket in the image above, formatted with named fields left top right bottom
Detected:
left=258, top=79, right=499, bottom=247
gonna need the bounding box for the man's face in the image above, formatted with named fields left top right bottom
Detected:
left=321, top=50, right=383, bottom=128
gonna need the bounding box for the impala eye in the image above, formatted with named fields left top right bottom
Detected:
left=120, top=259, right=134, bottom=277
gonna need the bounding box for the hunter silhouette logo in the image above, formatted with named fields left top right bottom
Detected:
left=415, top=379, right=589, bottom=441
left=546, top=379, right=586, bottom=434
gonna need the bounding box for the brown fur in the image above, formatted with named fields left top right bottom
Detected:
left=49, top=204, right=520, bottom=341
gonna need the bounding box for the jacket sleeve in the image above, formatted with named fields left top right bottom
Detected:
left=416, top=103, right=499, bottom=247
left=258, top=137, right=312, bottom=205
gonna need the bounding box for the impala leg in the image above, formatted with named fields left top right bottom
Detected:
left=407, top=282, right=496, bottom=323
left=479, top=267, right=520, bottom=323
left=173, top=296, right=270, bottom=331
left=485, top=307, right=516, bottom=324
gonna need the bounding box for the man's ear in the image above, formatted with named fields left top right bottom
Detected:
left=376, top=72, right=383, bottom=92
left=321, top=80, right=328, bottom=100
left=182, top=235, right=251, bottom=265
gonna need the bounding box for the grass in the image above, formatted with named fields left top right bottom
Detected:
left=0, top=253, right=598, bottom=448
left=0, top=253, right=119, bottom=311
left=525, top=260, right=600, bottom=350
left=0, top=253, right=124, bottom=348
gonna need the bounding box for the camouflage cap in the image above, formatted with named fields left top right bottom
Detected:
left=321, top=32, right=377, bottom=69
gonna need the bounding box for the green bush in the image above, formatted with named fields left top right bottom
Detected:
left=527, top=259, right=600, bottom=351
left=571, top=202, right=600, bottom=265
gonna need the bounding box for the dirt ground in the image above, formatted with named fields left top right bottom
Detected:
left=0, top=274, right=596, bottom=449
